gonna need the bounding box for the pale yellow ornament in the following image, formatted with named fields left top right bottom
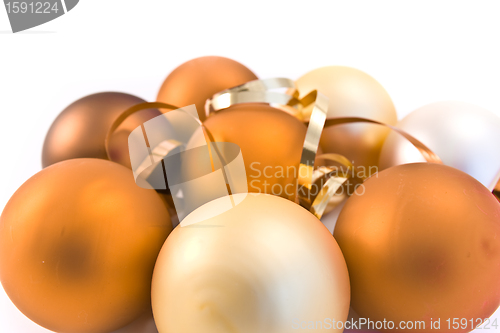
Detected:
left=296, top=66, right=397, bottom=173
left=152, top=193, right=350, bottom=333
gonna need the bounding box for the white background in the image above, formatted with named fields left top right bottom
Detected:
left=1, top=0, right=500, bottom=332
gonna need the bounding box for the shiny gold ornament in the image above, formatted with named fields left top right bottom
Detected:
left=152, top=193, right=350, bottom=333
left=334, top=163, right=500, bottom=333
left=0, top=159, right=172, bottom=333
left=197, top=103, right=315, bottom=201
left=42, top=92, right=161, bottom=169
left=157, top=56, right=258, bottom=121
left=295, top=66, right=397, bottom=173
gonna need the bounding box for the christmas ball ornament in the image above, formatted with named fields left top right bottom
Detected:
left=192, top=103, right=314, bottom=200
left=334, top=163, right=500, bottom=333
left=152, top=193, right=350, bottom=333
left=295, top=66, right=397, bottom=173
left=42, top=92, right=161, bottom=169
left=379, top=101, right=500, bottom=190
left=157, top=56, right=258, bottom=121
left=0, top=159, right=172, bottom=333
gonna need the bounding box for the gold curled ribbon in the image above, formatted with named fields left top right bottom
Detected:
left=295, top=91, right=329, bottom=209
left=206, top=77, right=296, bottom=116
left=206, top=78, right=318, bottom=121
left=206, top=78, right=443, bottom=219
left=323, top=117, right=442, bottom=164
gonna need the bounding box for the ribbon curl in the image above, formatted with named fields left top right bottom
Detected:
left=107, top=79, right=447, bottom=220
left=207, top=78, right=443, bottom=219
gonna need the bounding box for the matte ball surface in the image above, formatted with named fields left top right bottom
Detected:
left=42, top=92, right=161, bottom=169
left=296, top=66, right=397, bottom=172
left=0, top=159, right=172, bottom=333
left=157, top=56, right=258, bottom=121
left=334, top=163, right=500, bottom=333
left=152, top=193, right=350, bottom=333
left=198, top=104, right=312, bottom=200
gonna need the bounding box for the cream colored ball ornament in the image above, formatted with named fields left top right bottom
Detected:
left=152, top=193, right=350, bottom=333
left=379, top=101, right=500, bottom=190
left=126, top=101, right=350, bottom=333
left=295, top=66, right=397, bottom=172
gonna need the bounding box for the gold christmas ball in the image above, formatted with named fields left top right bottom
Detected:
left=197, top=103, right=316, bottom=201
left=334, top=163, right=500, bottom=333
left=152, top=193, right=350, bottom=333
left=0, top=159, right=172, bottom=333
left=42, top=92, right=161, bottom=169
left=295, top=66, right=397, bottom=173
left=157, top=56, right=258, bottom=121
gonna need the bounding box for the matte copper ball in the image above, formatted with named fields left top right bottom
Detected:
left=157, top=56, right=258, bottom=121
left=334, top=163, right=500, bottom=333
left=296, top=66, right=397, bottom=174
left=193, top=104, right=314, bottom=200
left=42, top=92, right=161, bottom=169
left=152, top=193, right=350, bottom=333
left=0, top=159, right=172, bottom=333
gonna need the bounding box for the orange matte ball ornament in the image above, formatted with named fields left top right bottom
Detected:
left=195, top=103, right=317, bottom=201
left=157, top=56, right=258, bottom=121
left=334, top=163, right=500, bottom=333
left=0, top=159, right=172, bottom=333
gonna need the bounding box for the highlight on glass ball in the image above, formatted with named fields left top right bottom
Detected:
left=1, top=55, right=500, bottom=333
